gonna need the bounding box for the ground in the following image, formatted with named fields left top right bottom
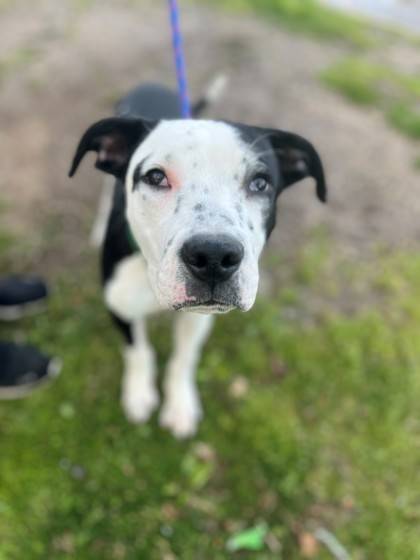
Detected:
left=0, top=0, right=420, bottom=558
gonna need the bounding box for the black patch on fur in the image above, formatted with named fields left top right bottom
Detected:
left=101, top=183, right=139, bottom=343
left=194, top=203, right=204, bottom=212
left=101, top=181, right=135, bottom=284
left=69, top=118, right=156, bottom=179
left=226, top=121, right=327, bottom=239
left=110, top=312, right=133, bottom=345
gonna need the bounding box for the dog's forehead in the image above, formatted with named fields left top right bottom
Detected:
left=132, top=120, right=254, bottom=171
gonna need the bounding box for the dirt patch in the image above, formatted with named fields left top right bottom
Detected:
left=1, top=0, right=419, bottom=275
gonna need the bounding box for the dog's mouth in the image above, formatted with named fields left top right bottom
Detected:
left=173, top=299, right=237, bottom=314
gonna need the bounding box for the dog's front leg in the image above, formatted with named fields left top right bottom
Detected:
left=160, top=312, right=214, bottom=438
left=121, top=319, right=159, bottom=424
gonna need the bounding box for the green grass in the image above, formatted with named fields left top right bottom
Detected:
left=321, top=59, right=386, bottom=105
left=321, top=57, right=420, bottom=140
left=0, top=0, right=13, bottom=10
left=387, top=104, right=420, bottom=140
left=413, top=155, right=420, bottom=171
left=1, top=242, right=420, bottom=559
left=202, top=0, right=374, bottom=46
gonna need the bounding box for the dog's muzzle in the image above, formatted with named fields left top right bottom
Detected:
left=178, top=234, right=244, bottom=312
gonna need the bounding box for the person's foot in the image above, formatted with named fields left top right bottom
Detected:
left=0, top=276, right=48, bottom=321
left=0, top=341, right=61, bottom=399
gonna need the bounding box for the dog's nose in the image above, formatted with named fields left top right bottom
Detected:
left=181, top=235, right=244, bottom=284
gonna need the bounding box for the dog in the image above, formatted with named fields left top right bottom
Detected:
left=69, top=82, right=327, bottom=438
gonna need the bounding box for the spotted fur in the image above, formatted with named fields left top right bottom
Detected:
left=69, top=82, right=327, bottom=437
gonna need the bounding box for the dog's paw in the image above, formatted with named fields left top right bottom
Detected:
left=160, top=386, right=202, bottom=439
left=122, top=381, right=159, bottom=424
left=122, top=345, right=158, bottom=424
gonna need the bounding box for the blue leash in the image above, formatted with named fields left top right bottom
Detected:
left=167, top=0, right=191, bottom=118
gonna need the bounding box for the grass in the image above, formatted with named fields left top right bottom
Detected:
left=321, top=59, right=386, bottom=105
left=0, top=0, right=420, bottom=560
left=1, top=238, right=420, bottom=559
left=0, top=0, right=13, bottom=10
left=202, top=0, right=374, bottom=47
left=413, top=155, right=420, bottom=170
left=321, top=57, right=420, bottom=140
left=1, top=1, right=420, bottom=555
left=387, top=104, right=420, bottom=140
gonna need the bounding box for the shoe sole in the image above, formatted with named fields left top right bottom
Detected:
left=0, top=300, right=47, bottom=321
left=0, top=357, right=62, bottom=400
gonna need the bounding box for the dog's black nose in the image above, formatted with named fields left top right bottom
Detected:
left=181, top=235, right=244, bottom=285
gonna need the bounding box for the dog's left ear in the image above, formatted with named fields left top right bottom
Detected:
left=265, top=128, right=327, bottom=203
left=69, top=117, right=154, bottom=179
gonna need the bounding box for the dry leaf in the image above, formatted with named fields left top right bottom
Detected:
left=299, top=531, right=320, bottom=558
left=229, top=375, right=249, bottom=398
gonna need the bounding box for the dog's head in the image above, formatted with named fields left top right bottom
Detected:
left=70, top=118, right=326, bottom=313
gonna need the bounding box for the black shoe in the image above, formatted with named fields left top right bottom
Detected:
left=0, top=276, right=48, bottom=321
left=0, top=341, right=61, bottom=399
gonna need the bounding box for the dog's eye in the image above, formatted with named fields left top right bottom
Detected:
left=248, top=174, right=270, bottom=194
left=143, top=168, right=170, bottom=188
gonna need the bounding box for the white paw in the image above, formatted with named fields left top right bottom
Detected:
left=160, top=386, right=202, bottom=439
left=122, top=382, right=159, bottom=423
left=122, top=346, right=158, bottom=424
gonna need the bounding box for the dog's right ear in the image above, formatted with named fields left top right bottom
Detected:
left=68, top=117, right=155, bottom=179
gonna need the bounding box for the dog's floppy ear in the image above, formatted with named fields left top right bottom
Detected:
left=265, top=128, right=327, bottom=203
left=69, top=117, right=154, bottom=179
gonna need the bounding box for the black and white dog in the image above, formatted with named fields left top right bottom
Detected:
left=69, top=83, right=327, bottom=437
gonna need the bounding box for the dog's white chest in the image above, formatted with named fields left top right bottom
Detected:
left=104, top=254, right=162, bottom=321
